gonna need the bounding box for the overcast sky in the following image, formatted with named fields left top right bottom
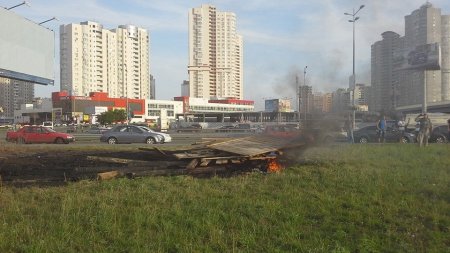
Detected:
left=3, top=0, right=450, bottom=109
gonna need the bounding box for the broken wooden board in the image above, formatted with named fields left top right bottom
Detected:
left=207, top=135, right=305, bottom=157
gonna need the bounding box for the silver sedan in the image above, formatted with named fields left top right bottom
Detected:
left=100, top=125, right=163, bottom=144
left=138, top=126, right=172, bottom=143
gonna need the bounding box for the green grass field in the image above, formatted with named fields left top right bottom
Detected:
left=1, top=144, right=449, bottom=252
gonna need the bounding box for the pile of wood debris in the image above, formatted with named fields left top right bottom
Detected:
left=0, top=135, right=306, bottom=185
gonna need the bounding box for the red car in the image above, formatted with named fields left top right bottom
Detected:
left=6, top=126, right=75, bottom=144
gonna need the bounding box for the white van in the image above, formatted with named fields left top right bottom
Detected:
left=42, top=121, right=54, bottom=129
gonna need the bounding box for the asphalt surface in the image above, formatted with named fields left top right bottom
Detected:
left=0, top=128, right=256, bottom=146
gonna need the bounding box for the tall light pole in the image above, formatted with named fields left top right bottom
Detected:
left=122, top=64, right=129, bottom=124
left=39, top=17, right=58, bottom=25
left=303, top=66, right=307, bottom=127
left=7, top=1, right=29, bottom=10
left=296, top=75, right=300, bottom=123
left=345, top=4, right=365, bottom=133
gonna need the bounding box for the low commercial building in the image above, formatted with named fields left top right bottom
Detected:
left=13, top=98, right=53, bottom=125
left=52, top=91, right=146, bottom=124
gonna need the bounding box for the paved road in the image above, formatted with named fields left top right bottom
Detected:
left=0, top=129, right=256, bottom=146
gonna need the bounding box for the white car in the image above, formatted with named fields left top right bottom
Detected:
left=138, top=126, right=172, bottom=143
left=42, top=121, right=54, bottom=129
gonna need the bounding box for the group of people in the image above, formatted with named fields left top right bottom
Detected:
left=344, top=113, right=450, bottom=146
left=376, top=114, right=432, bottom=145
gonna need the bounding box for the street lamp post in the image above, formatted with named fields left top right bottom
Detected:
left=345, top=4, right=365, bottom=139
left=303, top=66, right=307, bottom=127
left=7, top=1, right=29, bottom=10
left=296, top=75, right=300, bottom=122
left=122, top=64, right=129, bottom=124
left=39, top=17, right=58, bottom=25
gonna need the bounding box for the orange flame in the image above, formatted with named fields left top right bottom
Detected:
left=267, top=159, right=283, bottom=173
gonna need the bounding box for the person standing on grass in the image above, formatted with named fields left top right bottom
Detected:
left=397, top=117, right=410, bottom=142
left=344, top=115, right=354, bottom=143
left=377, top=116, right=387, bottom=143
left=415, top=113, right=432, bottom=147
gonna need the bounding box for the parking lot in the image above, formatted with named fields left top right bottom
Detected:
left=0, top=127, right=256, bottom=146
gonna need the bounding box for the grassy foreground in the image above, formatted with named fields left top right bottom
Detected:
left=1, top=145, right=449, bottom=252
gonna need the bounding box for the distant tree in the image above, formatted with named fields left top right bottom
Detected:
left=113, top=109, right=127, bottom=122
left=97, top=109, right=127, bottom=125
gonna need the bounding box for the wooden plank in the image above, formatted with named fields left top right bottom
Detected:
left=207, top=135, right=303, bottom=156
left=199, top=159, right=211, bottom=167
left=199, top=155, right=248, bottom=161
left=86, top=156, right=184, bottom=167
left=172, top=150, right=230, bottom=160
left=152, top=147, right=168, bottom=156
left=186, top=159, right=200, bottom=170
left=87, top=156, right=134, bottom=164
left=97, top=171, right=121, bottom=181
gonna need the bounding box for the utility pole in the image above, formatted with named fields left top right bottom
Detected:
left=345, top=4, right=365, bottom=139
left=303, top=66, right=307, bottom=127
left=296, top=75, right=300, bottom=123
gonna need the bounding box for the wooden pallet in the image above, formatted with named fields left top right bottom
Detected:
left=207, top=135, right=304, bottom=156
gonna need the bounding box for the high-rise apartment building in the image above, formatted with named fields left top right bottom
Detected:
left=332, top=88, right=350, bottom=113
left=0, top=77, right=34, bottom=117
left=188, top=4, right=243, bottom=99
left=371, top=3, right=450, bottom=112
left=299, top=85, right=313, bottom=114
left=150, top=75, right=155, bottom=99
left=181, top=80, right=189, bottom=97
left=354, top=83, right=369, bottom=106
left=322, top=93, right=333, bottom=113
left=371, top=31, right=401, bottom=112
left=441, top=15, right=450, bottom=100
left=60, top=21, right=150, bottom=99
left=398, top=2, right=444, bottom=107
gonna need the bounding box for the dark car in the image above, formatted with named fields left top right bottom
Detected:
left=66, top=125, right=77, bottom=133
left=353, top=125, right=416, bottom=143
left=263, top=125, right=300, bottom=138
left=176, top=123, right=203, bottom=133
left=191, top=123, right=202, bottom=129
left=215, top=125, right=236, bottom=132
left=100, top=125, right=163, bottom=144
left=430, top=125, right=448, bottom=143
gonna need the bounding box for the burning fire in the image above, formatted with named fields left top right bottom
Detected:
left=267, top=159, right=283, bottom=173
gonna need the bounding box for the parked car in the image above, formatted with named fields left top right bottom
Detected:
left=215, top=123, right=259, bottom=133
left=6, top=125, right=75, bottom=144
left=176, top=123, right=203, bottom=133
left=430, top=125, right=448, bottom=143
left=138, top=126, right=172, bottom=143
left=42, top=121, right=54, bottom=129
left=215, top=125, right=237, bottom=132
left=86, top=126, right=111, bottom=134
left=353, top=125, right=416, bottom=143
left=263, top=125, right=300, bottom=138
left=100, top=125, right=163, bottom=144
left=320, top=129, right=348, bottom=143
left=66, top=125, right=77, bottom=133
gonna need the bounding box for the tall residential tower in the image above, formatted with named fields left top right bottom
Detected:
left=60, top=21, right=150, bottom=99
left=398, top=2, right=444, bottom=107
left=370, top=31, right=401, bottom=112
left=371, top=2, right=450, bottom=112
left=188, top=4, right=243, bottom=99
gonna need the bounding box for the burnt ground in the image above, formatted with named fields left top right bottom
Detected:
left=0, top=147, right=270, bottom=187
left=0, top=132, right=314, bottom=187
left=0, top=149, right=142, bottom=186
